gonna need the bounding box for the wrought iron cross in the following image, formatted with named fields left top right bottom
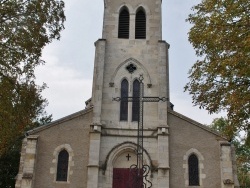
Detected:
left=113, top=75, right=167, bottom=188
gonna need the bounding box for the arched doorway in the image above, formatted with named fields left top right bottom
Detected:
left=102, top=142, right=152, bottom=188
left=112, top=150, right=137, bottom=188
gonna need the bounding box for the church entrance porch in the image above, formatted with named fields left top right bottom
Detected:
left=102, top=142, right=153, bottom=188
left=111, top=151, right=139, bottom=188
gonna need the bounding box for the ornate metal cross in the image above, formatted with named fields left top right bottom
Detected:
left=113, top=75, right=167, bottom=188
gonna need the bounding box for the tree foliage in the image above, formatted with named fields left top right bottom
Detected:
left=0, top=138, right=22, bottom=188
left=185, top=0, right=250, bottom=143
left=0, top=76, right=52, bottom=155
left=0, top=0, right=65, bottom=79
left=0, top=0, right=65, bottom=155
left=210, top=117, right=250, bottom=187
left=0, top=0, right=65, bottom=186
left=0, top=115, right=51, bottom=188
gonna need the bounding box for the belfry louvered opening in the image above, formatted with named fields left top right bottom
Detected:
left=135, top=9, right=146, bottom=39
left=118, top=8, right=130, bottom=39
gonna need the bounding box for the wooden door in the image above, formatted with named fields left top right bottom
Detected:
left=113, top=168, right=130, bottom=188
left=112, top=168, right=143, bottom=188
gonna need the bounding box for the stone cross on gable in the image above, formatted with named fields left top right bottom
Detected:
left=113, top=75, right=168, bottom=188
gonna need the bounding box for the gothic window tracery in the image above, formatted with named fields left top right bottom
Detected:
left=135, top=8, right=146, bottom=39
left=118, top=7, right=130, bottom=39
left=132, top=79, right=140, bottom=121
left=120, top=79, right=129, bottom=121
left=188, top=154, right=200, bottom=186
left=56, top=149, right=69, bottom=182
left=126, top=63, right=137, bottom=74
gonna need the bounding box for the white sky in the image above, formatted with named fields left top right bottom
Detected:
left=35, top=0, right=224, bottom=125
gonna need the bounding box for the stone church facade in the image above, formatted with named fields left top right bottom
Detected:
left=15, top=0, right=239, bottom=187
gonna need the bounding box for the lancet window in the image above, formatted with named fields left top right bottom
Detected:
left=135, top=8, right=146, bottom=39
left=118, top=7, right=130, bottom=39
left=132, top=79, right=140, bottom=121
left=120, top=79, right=129, bottom=121
left=188, top=154, right=200, bottom=186
left=56, top=149, right=69, bottom=181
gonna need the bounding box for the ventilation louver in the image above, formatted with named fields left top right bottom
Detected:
left=135, top=10, right=146, bottom=39
left=118, top=9, right=129, bottom=39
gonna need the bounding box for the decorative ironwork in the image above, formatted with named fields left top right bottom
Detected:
left=129, top=165, right=143, bottom=188
left=129, top=164, right=152, bottom=188
left=188, top=154, right=199, bottom=186
left=126, top=63, right=137, bottom=74
left=113, top=75, right=168, bottom=187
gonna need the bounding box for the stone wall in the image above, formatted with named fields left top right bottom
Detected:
left=15, top=136, right=39, bottom=188
left=168, top=110, right=237, bottom=188
left=16, top=109, right=93, bottom=188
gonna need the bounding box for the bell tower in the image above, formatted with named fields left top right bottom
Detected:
left=92, top=0, right=170, bottom=128
left=88, top=0, right=170, bottom=187
left=102, top=0, right=162, bottom=40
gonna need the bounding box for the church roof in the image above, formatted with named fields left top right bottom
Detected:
left=26, top=105, right=226, bottom=141
left=168, top=108, right=228, bottom=140
left=26, top=106, right=93, bottom=135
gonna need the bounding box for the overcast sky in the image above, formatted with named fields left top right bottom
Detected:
left=35, top=0, right=224, bottom=125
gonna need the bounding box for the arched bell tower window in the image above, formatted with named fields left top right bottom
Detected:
left=135, top=8, right=146, bottom=39
left=118, top=7, right=130, bottom=39
left=56, top=149, right=69, bottom=182
left=188, top=154, right=200, bottom=186
left=132, top=79, right=140, bottom=121
left=120, top=79, right=129, bottom=121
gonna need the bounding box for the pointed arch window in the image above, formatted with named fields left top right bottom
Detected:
left=188, top=154, right=199, bottom=186
left=135, top=9, right=146, bottom=39
left=56, top=149, right=69, bottom=181
left=118, top=7, right=130, bottom=39
left=120, top=79, right=129, bottom=121
left=132, top=79, right=140, bottom=121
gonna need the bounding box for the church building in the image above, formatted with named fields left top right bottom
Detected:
left=15, top=0, right=239, bottom=187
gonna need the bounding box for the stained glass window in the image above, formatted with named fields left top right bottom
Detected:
left=120, top=79, right=129, bottom=121
left=188, top=154, right=199, bottom=186
left=56, top=149, right=69, bottom=181
left=132, top=80, right=140, bottom=121
left=135, top=9, right=146, bottom=39
left=118, top=8, right=130, bottom=39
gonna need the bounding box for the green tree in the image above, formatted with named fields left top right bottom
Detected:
left=209, top=117, right=250, bottom=187
left=0, top=77, right=50, bottom=155
left=0, top=0, right=65, bottom=156
left=0, top=1, right=65, bottom=186
left=185, top=0, right=250, bottom=144
left=0, top=115, right=52, bottom=188
left=0, top=0, right=65, bottom=79
left=0, top=138, right=21, bottom=188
